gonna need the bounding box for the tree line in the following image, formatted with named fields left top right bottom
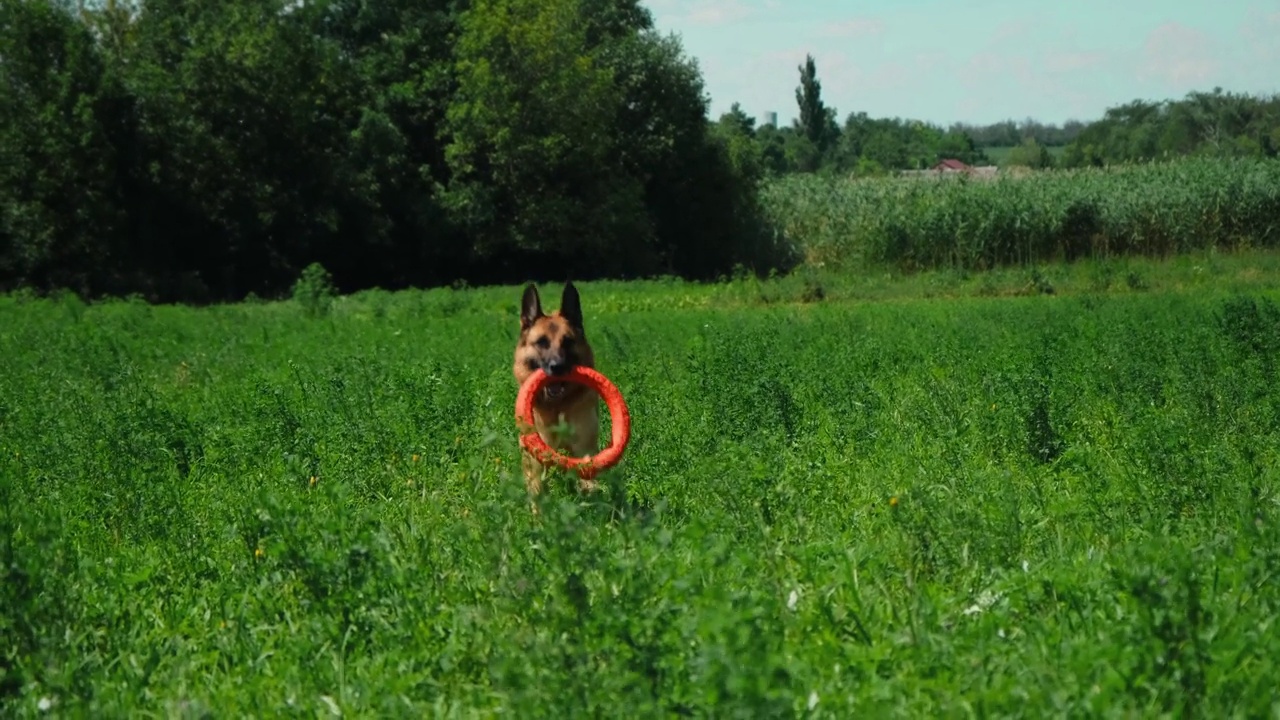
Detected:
left=1060, top=89, right=1280, bottom=167
left=716, top=56, right=1280, bottom=176
left=710, top=55, right=993, bottom=178
left=0, top=0, right=790, bottom=302
left=953, top=118, right=1088, bottom=149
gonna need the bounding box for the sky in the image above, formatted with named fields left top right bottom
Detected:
left=641, top=0, right=1280, bottom=128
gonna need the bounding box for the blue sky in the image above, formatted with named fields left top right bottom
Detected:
left=641, top=0, right=1280, bottom=127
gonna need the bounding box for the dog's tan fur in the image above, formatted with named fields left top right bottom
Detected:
left=513, top=282, right=600, bottom=498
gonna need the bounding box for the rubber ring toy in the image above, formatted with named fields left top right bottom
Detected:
left=515, top=366, right=631, bottom=480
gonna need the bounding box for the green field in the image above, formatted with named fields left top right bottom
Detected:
left=762, top=156, right=1280, bottom=273
left=4, top=252, right=1280, bottom=717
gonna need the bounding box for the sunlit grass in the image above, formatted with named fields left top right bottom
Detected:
left=3, top=260, right=1280, bottom=716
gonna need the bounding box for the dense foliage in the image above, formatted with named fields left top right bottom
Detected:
left=718, top=102, right=992, bottom=177
left=954, top=117, right=1089, bottom=149
left=1061, top=88, right=1280, bottom=167
left=0, top=0, right=789, bottom=302
left=3, top=273, right=1280, bottom=715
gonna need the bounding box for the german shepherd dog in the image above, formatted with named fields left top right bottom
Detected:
left=513, top=282, right=600, bottom=498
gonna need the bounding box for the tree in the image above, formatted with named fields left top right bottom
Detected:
left=793, top=54, right=838, bottom=168
left=712, top=103, right=764, bottom=184
left=938, top=130, right=990, bottom=166
left=753, top=123, right=790, bottom=175
left=1060, top=90, right=1280, bottom=167
left=442, top=0, right=787, bottom=281
left=0, top=0, right=795, bottom=299
left=0, top=0, right=126, bottom=294
left=294, top=0, right=468, bottom=290
left=441, top=0, right=649, bottom=278
left=603, top=31, right=790, bottom=277
left=1006, top=137, right=1054, bottom=169
left=119, top=0, right=372, bottom=298
left=718, top=102, right=756, bottom=138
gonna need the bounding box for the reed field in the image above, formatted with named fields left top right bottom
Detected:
left=3, top=254, right=1280, bottom=717
left=762, top=156, right=1280, bottom=273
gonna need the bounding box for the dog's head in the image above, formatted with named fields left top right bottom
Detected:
left=514, top=282, right=594, bottom=403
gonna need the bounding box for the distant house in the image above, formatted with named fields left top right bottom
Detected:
left=893, top=159, right=999, bottom=181
left=933, top=158, right=971, bottom=173
left=925, top=158, right=999, bottom=180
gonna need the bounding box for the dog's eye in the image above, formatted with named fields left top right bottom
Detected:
left=561, top=336, right=575, bottom=349
left=535, top=336, right=550, bottom=349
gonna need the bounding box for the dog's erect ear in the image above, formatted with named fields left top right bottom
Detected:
left=520, top=284, right=542, bottom=330
left=560, top=281, right=584, bottom=331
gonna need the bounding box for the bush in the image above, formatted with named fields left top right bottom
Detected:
left=292, top=263, right=336, bottom=318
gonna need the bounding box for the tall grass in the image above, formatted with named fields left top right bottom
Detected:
left=3, top=276, right=1280, bottom=715
left=761, top=156, right=1280, bottom=272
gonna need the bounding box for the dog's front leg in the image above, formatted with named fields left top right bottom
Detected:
left=520, top=449, right=546, bottom=514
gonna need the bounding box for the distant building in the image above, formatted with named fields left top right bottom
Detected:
left=897, top=159, right=998, bottom=181
left=762, top=111, right=778, bottom=128
left=933, top=158, right=971, bottom=173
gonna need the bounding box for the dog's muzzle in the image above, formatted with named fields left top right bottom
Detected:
left=541, top=360, right=569, bottom=399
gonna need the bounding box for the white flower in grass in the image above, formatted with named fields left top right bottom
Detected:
left=962, top=589, right=1002, bottom=616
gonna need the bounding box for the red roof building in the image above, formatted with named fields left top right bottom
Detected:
left=933, top=158, right=971, bottom=172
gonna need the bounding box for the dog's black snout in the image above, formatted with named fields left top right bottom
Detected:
left=545, top=359, right=568, bottom=376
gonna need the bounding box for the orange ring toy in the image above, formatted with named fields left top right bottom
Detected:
left=515, top=366, right=631, bottom=480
